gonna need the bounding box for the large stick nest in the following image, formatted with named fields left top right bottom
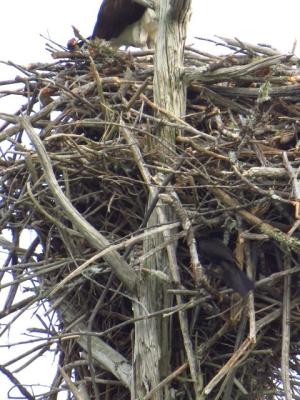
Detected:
left=1, top=37, right=300, bottom=399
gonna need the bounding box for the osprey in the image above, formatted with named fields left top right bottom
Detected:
left=92, top=0, right=157, bottom=49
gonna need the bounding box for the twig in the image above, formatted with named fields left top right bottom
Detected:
left=60, top=367, right=87, bottom=400
left=143, top=363, right=188, bottom=400
left=281, top=253, right=293, bottom=400
left=202, top=338, right=253, bottom=396
left=0, top=366, right=35, bottom=400
left=20, top=116, right=137, bottom=293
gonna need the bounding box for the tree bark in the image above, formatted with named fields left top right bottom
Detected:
left=153, top=0, right=191, bottom=157
left=133, top=1, right=192, bottom=399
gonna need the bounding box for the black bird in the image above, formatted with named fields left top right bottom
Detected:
left=197, top=238, right=254, bottom=296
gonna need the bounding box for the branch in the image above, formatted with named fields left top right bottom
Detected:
left=151, top=0, right=203, bottom=396
left=199, top=174, right=300, bottom=253
left=281, top=254, right=292, bottom=400
left=0, top=365, right=35, bottom=400
left=60, top=303, right=132, bottom=388
left=153, top=0, right=192, bottom=153
left=184, top=54, right=288, bottom=84
left=20, top=116, right=137, bottom=294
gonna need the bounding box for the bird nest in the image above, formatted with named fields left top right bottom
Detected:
left=1, top=36, right=300, bottom=399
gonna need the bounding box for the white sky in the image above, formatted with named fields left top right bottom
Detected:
left=0, top=0, right=299, bottom=70
left=0, top=0, right=300, bottom=398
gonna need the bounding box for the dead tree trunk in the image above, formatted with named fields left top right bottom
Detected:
left=153, top=0, right=191, bottom=154
left=133, top=1, right=193, bottom=399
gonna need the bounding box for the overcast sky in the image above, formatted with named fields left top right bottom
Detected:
left=1, top=0, right=299, bottom=112
left=0, top=0, right=299, bottom=70
left=1, top=0, right=300, bottom=398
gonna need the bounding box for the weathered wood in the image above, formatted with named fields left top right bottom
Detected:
left=21, top=116, right=137, bottom=294
left=60, top=302, right=132, bottom=388
left=133, top=1, right=194, bottom=399
left=153, top=0, right=192, bottom=156
left=3, top=15, right=300, bottom=400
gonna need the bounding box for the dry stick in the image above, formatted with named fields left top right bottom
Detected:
left=139, top=231, right=185, bottom=266
left=159, top=193, right=211, bottom=289
left=177, top=135, right=229, bottom=161
left=77, top=384, right=90, bottom=400
left=89, top=54, right=111, bottom=118
left=59, top=367, right=84, bottom=400
left=202, top=337, right=253, bottom=397
left=3, top=340, right=52, bottom=369
left=197, top=320, right=232, bottom=360
left=283, top=153, right=300, bottom=198
left=125, top=77, right=151, bottom=111
left=48, top=220, right=179, bottom=297
left=0, top=295, right=36, bottom=319
left=0, top=263, right=68, bottom=337
left=140, top=93, right=217, bottom=142
left=218, top=36, right=300, bottom=62
left=190, top=84, right=252, bottom=115
left=44, top=80, right=97, bottom=113
left=0, top=235, right=34, bottom=255
left=243, top=167, right=288, bottom=178
left=281, top=253, right=293, bottom=400
left=122, top=123, right=200, bottom=393
left=5, top=286, right=290, bottom=353
left=46, top=285, right=78, bottom=317
left=27, top=182, right=83, bottom=238
left=210, top=83, right=300, bottom=98
left=185, top=54, right=289, bottom=83
left=220, top=314, right=248, bottom=400
left=245, top=243, right=256, bottom=343
left=0, top=100, right=62, bottom=142
left=143, top=363, right=189, bottom=400
left=229, top=151, right=290, bottom=204
left=4, top=236, right=40, bottom=312
left=14, top=346, right=50, bottom=374
left=0, top=262, right=68, bottom=295
left=54, top=299, right=202, bottom=344
left=20, top=116, right=137, bottom=293
left=283, top=151, right=300, bottom=219
left=199, top=175, right=300, bottom=253
left=0, top=366, right=35, bottom=400
left=87, top=272, right=114, bottom=400
left=140, top=157, right=185, bottom=229
left=60, top=302, right=132, bottom=388
left=256, top=297, right=300, bottom=334
left=185, top=45, right=221, bottom=61
left=0, top=78, right=98, bottom=142
left=130, top=108, right=212, bottom=137
left=43, top=298, right=206, bottom=347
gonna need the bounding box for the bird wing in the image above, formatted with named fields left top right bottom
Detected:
left=220, top=261, right=254, bottom=296
left=92, top=0, right=146, bottom=40
left=197, top=238, right=254, bottom=296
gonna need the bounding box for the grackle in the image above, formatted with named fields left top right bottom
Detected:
left=197, top=238, right=254, bottom=296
